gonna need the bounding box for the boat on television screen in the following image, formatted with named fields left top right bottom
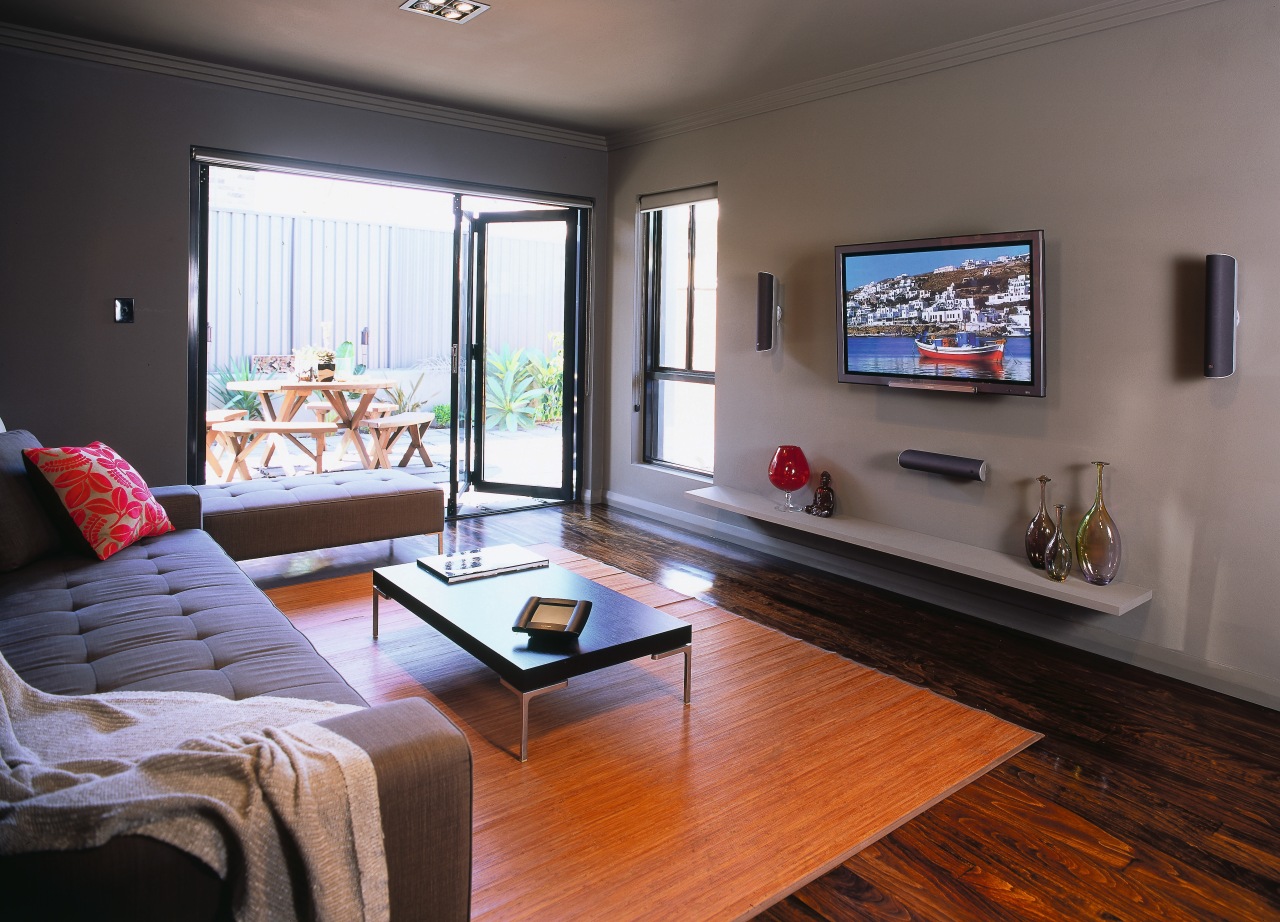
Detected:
left=915, top=332, right=1006, bottom=363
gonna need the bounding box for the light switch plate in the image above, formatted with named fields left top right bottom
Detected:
left=114, top=298, right=134, bottom=323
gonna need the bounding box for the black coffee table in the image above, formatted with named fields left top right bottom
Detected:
left=372, top=561, right=693, bottom=761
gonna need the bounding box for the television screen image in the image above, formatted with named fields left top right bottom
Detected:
left=835, top=230, right=1045, bottom=397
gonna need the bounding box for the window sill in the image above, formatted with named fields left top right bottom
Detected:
left=641, top=460, right=713, bottom=484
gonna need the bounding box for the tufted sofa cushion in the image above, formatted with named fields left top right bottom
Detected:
left=196, top=469, right=444, bottom=561
left=0, top=527, right=365, bottom=706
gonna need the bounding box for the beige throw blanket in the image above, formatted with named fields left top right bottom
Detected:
left=0, top=652, right=388, bottom=922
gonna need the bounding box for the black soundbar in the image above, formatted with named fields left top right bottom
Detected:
left=898, top=449, right=988, bottom=482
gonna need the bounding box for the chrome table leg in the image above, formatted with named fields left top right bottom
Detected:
left=652, top=644, right=693, bottom=704
left=372, top=586, right=388, bottom=640
left=500, top=679, right=569, bottom=762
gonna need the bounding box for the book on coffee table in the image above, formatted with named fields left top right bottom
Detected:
left=417, top=544, right=550, bottom=583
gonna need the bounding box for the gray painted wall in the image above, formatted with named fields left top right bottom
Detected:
left=0, top=45, right=607, bottom=488
left=605, top=0, right=1280, bottom=706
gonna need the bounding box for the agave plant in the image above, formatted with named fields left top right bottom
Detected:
left=207, top=357, right=263, bottom=420
left=524, top=334, right=564, bottom=424
left=485, top=347, right=544, bottom=431
left=381, top=372, right=427, bottom=414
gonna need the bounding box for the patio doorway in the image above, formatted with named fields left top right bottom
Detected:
left=467, top=207, right=583, bottom=505
left=189, top=152, right=588, bottom=517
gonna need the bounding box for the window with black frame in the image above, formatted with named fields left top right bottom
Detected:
left=640, top=190, right=718, bottom=474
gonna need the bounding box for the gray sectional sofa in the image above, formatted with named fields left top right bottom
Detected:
left=194, top=468, right=446, bottom=561
left=0, top=429, right=471, bottom=921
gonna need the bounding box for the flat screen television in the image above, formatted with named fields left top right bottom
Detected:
left=835, top=230, right=1045, bottom=397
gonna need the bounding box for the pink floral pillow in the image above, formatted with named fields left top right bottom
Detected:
left=22, top=442, right=174, bottom=560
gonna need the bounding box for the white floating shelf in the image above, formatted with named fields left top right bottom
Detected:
left=687, top=485, right=1151, bottom=616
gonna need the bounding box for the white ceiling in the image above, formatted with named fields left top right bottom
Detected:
left=0, top=0, right=1116, bottom=138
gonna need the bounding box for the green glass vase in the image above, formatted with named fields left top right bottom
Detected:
left=1024, top=475, right=1054, bottom=569
left=1045, top=504, right=1072, bottom=582
left=1076, top=461, right=1121, bottom=586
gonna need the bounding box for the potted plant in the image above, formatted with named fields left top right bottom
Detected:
left=293, top=345, right=319, bottom=380
left=315, top=349, right=336, bottom=382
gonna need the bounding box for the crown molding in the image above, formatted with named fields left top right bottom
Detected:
left=0, top=23, right=607, bottom=152
left=607, top=0, right=1226, bottom=150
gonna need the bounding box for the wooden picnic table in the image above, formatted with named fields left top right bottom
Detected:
left=226, top=378, right=395, bottom=472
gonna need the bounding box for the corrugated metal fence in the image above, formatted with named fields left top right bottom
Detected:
left=208, top=209, right=563, bottom=372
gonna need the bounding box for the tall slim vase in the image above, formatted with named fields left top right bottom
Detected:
left=1076, top=461, right=1121, bottom=585
left=1045, top=504, right=1073, bottom=582
left=1024, top=475, right=1054, bottom=569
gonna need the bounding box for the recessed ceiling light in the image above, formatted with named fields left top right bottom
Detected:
left=399, top=0, right=489, bottom=24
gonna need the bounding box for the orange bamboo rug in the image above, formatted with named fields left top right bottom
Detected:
left=269, top=545, right=1040, bottom=921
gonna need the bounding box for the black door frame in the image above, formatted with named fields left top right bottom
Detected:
left=187, top=148, right=591, bottom=512
left=467, top=208, right=586, bottom=504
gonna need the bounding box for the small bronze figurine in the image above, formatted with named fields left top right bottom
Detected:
left=803, top=470, right=835, bottom=517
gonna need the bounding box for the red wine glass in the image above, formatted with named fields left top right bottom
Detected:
left=768, top=445, right=810, bottom=512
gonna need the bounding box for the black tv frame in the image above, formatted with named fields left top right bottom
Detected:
left=835, top=230, right=1045, bottom=397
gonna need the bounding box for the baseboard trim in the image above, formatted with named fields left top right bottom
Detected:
left=603, top=490, right=1280, bottom=712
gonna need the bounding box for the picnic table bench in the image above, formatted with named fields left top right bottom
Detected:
left=365, top=412, right=436, bottom=469
left=204, top=408, right=248, bottom=481
left=210, top=419, right=341, bottom=482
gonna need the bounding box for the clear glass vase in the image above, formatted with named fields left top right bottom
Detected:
left=1024, top=474, right=1054, bottom=569
left=1045, top=504, right=1072, bottom=582
left=1076, top=461, right=1121, bottom=585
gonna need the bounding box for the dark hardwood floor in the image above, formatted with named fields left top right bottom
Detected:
left=263, top=501, right=1280, bottom=920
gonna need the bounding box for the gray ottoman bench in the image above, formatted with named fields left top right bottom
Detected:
left=195, top=469, right=445, bottom=561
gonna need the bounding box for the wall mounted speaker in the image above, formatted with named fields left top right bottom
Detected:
left=756, top=272, right=777, bottom=352
left=1205, top=254, right=1239, bottom=378
left=898, top=449, right=988, bottom=482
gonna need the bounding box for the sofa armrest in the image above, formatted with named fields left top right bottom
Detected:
left=0, top=700, right=471, bottom=922
left=319, top=697, right=472, bottom=922
left=152, top=485, right=202, bottom=531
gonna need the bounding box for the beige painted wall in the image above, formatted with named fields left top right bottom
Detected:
left=605, top=0, right=1280, bottom=705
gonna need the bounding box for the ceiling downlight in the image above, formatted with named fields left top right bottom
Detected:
left=399, top=0, right=490, bottom=24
